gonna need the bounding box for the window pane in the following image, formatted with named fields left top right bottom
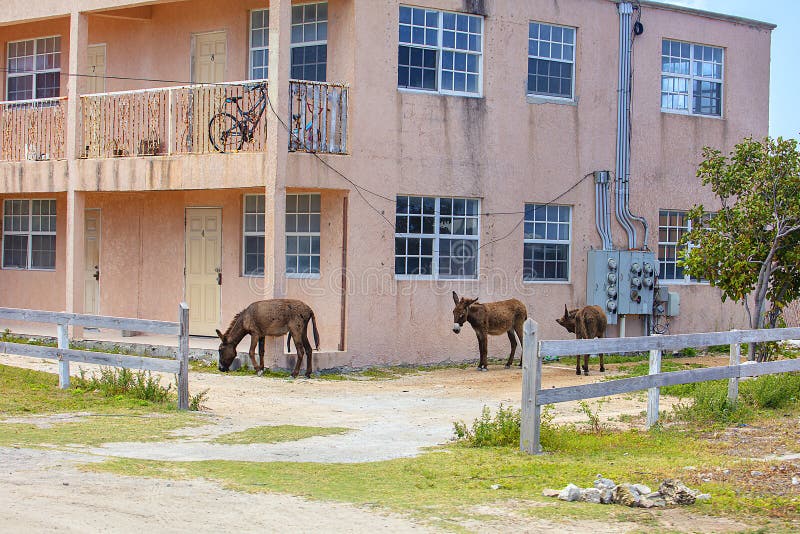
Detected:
left=2, top=234, right=28, bottom=268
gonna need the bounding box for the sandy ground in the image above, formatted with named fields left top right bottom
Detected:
left=1, top=353, right=744, bottom=533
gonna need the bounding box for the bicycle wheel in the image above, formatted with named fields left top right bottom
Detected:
left=209, top=112, right=245, bottom=153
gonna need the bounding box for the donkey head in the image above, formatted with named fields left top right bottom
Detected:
left=451, top=291, right=478, bottom=333
left=556, top=304, right=578, bottom=334
left=216, top=329, right=238, bottom=372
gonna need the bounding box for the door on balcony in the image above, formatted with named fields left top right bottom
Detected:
left=84, top=209, right=101, bottom=315
left=190, top=31, right=227, bottom=152
left=193, top=31, right=226, bottom=84
left=185, top=208, right=222, bottom=336
left=87, top=44, right=106, bottom=94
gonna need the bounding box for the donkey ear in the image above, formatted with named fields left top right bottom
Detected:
left=468, top=298, right=479, bottom=306
left=452, top=291, right=460, bottom=305
left=216, top=329, right=225, bottom=342
left=564, top=304, right=569, bottom=317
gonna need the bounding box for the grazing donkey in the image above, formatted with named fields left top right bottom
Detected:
left=451, top=291, right=528, bottom=371
left=556, top=304, right=608, bottom=376
left=216, top=299, right=320, bottom=378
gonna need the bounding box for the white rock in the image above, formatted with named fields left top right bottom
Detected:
left=594, top=475, right=616, bottom=489
left=632, top=484, right=651, bottom=495
left=580, top=488, right=602, bottom=504
left=490, top=484, right=501, bottom=490
left=542, top=488, right=560, bottom=498
left=792, top=476, right=799, bottom=486
left=558, top=483, right=582, bottom=502
left=696, top=493, right=712, bottom=502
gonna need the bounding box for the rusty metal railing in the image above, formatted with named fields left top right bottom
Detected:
left=289, top=80, right=348, bottom=154
left=0, top=97, right=67, bottom=161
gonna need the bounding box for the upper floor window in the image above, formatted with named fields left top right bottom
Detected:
left=658, top=209, right=712, bottom=282
left=398, top=6, right=483, bottom=96
left=527, top=22, right=575, bottom=100
left=523, top=204, right=571, bottom=282
left=2, top=199, right=56, bottom=270
left=395, top=196, right=480, bottom=278
left=661, top=39, right=723, bottom=117
left=250, top=9, right=269, bottom=80
left=6, top=37, right=61, bottom=101
left=292, top=2, right=328, bottom=81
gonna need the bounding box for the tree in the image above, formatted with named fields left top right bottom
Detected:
left=681, top=136, right=800, bottom=361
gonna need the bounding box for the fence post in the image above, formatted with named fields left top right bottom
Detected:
left=167, top=89, right=175, bottom=155
left=177, top=302, right=189, bottom=410
left=646, top=347, right=662, bottom=428
left=728, top=332, right=741, bottom=406
left=520, top=318, right=542, bottom=454
left=56, top=322, right=70, bottom=389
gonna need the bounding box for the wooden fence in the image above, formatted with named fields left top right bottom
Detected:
left=520, top=319, right=800, bottom=454
left=0, top=303, right=190, bottom=410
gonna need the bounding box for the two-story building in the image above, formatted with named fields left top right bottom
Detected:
left=0, top=0, right=774, bottom=367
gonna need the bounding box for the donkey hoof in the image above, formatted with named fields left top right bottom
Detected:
left=256, top=369, right=265, bottom=377
left=600, top=367, right=605, bottom=373
left=477, top=366, right=488, bottom=372
left=576, top=370, right=582, bottom=376
left=583, top=371, right=589, bottom=376
left=504, top=364, right=511, bottom=369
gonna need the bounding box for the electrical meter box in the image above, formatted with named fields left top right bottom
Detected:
left=586, top=250, right=621, bottom=325
left=616, top=251, right=657, bottom=316
left=587, top=250, right=658, bottom=322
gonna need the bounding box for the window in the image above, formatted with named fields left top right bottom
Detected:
left=243, top=194, right=265, bottom=276
left=658, top=210, right=712, bottom=282
left=527, top=22, right=575, bottom=100
left=395, top=196, right=479, bottom=279
left=523, top=204, right=571, bottom=281
left=250, top=9, right=269, bottom=80
left=661, top=39, right=723, bottom=117
left=286, top=193, right=321, bottom=276
left=6, top=37, right=61, bottom=101
left=398, top=6, right=483, bottom=96
left=2, top=199, right=56, bottom=270
left=291, top=2, right=327, bottom=81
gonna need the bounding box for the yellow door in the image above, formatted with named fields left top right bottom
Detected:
left=193, top=31, right=226, bottom=84
left=84, top=209, right=101, bottom=315
left=87, top=44, right=106, bottom=94
left=185, top=208, right=222, bottom=336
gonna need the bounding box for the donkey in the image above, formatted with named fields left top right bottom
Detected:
left=216, top=299, right=320, bottom=378
left=452, top=291, right=528, bottom=371
left=556, top=304, right=607, bottom=376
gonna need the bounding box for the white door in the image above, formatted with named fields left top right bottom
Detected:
left=84, top=209, right=101, bottom=315
left=193, top=31, right=226, bottom=84
left=185, top=208, right=222, bottom=336
left=87, top=44, right=106, bottom=94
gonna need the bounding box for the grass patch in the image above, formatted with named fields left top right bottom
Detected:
left=213, top=425, right=350, bottom=445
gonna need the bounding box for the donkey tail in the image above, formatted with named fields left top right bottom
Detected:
left=286, top=333, right=292, bottom=352
left=309, top=310, right=320, bottom=350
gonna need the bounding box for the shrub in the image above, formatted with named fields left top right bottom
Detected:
left=74, top=367, right=173, bottom=404
left=739, top=373, right=800, bottom=409
left=453, top=405, right=521, bottom=447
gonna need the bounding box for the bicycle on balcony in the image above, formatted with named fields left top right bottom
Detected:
left=208, top=82, right=268, bottom=153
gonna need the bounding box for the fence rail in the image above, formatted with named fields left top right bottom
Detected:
left=0, top=97, right=67, bottom=161
left=521, top=320, right=800, bottom=454
left=0, top=303, right=190, bottom=410
left=289, top=80, right=348, bottom=154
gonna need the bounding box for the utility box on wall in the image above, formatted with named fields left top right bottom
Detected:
left=587, top=250, right=658, bottom=324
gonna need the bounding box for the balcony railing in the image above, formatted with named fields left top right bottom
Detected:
left=289, top=80, right=348, bottom=154
left=81, top=80, right=269, bottom=158
left=0, top=97, right=67, bottom=161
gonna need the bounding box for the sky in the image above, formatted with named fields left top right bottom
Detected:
left=661, top=0, right=799, bottom=140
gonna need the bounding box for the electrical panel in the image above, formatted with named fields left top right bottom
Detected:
left=586, top=250, right=621, bottom=325
left=667, top=291, right=680, bottom=317
left=587, top=250, right=658, bottom=322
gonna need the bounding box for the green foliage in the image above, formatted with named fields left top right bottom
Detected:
left=740, top=373, right=800, bottom=409
left=453, top=405, right=521, bottom=447
left=188, top=388, right=209, bottom=411
left=577, top=400, right=607, bottom=434
left=213, top=425, right=350, bottom=445
left=74, top=367, right=173, bottom=404
left=682, top=137, right=800, bottom=330
left=671, top=381, right=751, bottom=425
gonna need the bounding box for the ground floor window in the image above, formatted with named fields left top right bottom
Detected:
left=523, top=203, right=571, bottom=281
left=395, top=195, right=479, bottom=279
left=2, top=199, right=56, bottom=270
left=286, top=193, right=321, bottom=276
left=658, top=209, right=710, bottom=283
left=243, top=194, right=265, bottom=276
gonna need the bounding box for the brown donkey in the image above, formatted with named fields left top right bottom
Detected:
left=216, top=299, right=320, bottom=378
left=451, top=291, right=528, bottom=371
left=556, top=304, right=607, bottom=376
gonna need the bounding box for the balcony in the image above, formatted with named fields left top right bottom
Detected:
left=0, top=81, right=348, bottom=163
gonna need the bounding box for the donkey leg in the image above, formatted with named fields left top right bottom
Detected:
left=258, top=337, right=266, bottom=373
left=477, top=332, right=489, bottom=371
left=514, top=321, right=524, bottom=367
left=302, top=336, right=313, bottom=378
left=576, top=355, right=582, bottom=375
left=290, top=332, right=305, bottom=378
left=505, top=330, right=517, bottom=368
left=249, top=336, right=262, bottom=375
left=583, top=354, right=590, bottom=376
left=599, top=353, right=605, bottom=373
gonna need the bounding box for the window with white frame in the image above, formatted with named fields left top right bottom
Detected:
left=291, top=2, right=327, bottom=82
left=395, top=196, right=479, bottom=278
left=2, top=199, right=56, bottom=270
left=250, top=9, right=269, bottom=80
left=286, top=193, right=321, bottom=276
left=6, top=37, right=61, bottom=101
left=658, top=209, right=712, bottom=282
left=398, top=6, right=483, bottom=96
left=527, top=22, right=575, bottom=100
left=523, top=204, right=571, bottom=281
left=243, top=194, right=265, bottom=276
left=661, top=39, right=723, bottom=117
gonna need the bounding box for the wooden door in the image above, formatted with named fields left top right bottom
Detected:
left=185, top=208, right=222, bottom=336
left=193, top=31, right=226, bottom=84
left=84, top=209, right=101, bottom=315
left=87, top=44, right=106, bottom=94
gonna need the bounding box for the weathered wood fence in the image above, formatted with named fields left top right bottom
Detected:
left=520, top=319, right=800, bottom=454
left=0, top=303, right=190, bottom=410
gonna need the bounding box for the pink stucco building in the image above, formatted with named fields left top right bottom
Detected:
left=0, top=1, right=774, bottom=367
